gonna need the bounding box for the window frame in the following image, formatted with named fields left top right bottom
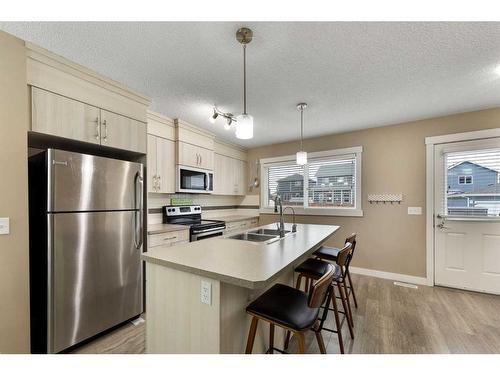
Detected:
left=259, top=146, right=363, bottom=217
left=458, top=175, right=473, bottom=185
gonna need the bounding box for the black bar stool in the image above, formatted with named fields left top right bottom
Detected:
left=314, top=233, right=358, bottom=310
left=244, top=264, right=335, bottom=354
left=285, top=242, right=354, bottom=354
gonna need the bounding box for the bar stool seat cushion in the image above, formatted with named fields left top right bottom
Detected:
left=313, top=246, right=340, bottom=261
left=295, top=258, right=342, bottom=279
left=246, top=284, right=319, bottom=331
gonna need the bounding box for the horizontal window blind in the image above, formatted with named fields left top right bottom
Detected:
left=444, top=148, right=500, bottom=217
left=307, top=155, right=356, bottom=208
left=267, top=163, right=305, bottom=207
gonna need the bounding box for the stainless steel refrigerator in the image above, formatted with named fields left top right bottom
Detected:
left=29, top=149, right=144, bottom=353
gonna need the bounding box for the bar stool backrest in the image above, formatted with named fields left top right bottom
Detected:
left=308, top=263, right=335, bottom=308
left=335, top=242, right=353, bottom=280
left=344, top=233, right=357, bottom=268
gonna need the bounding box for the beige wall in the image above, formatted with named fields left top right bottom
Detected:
left=0, top=31, right=30, bottom=353
left=248, top=108, right=500, bottom=278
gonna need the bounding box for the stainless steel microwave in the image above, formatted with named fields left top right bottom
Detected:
left=177, top=165, right=214, bottom=193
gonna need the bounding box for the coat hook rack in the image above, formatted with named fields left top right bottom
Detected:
left=368, top=193, right=403, bottom=204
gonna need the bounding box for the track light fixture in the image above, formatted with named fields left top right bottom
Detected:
left=210, top=107, right=237, bottom=131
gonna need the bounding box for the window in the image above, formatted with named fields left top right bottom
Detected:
left=458, top=175, right=473, bottom=184
left=445, top=148, right=500, bottom=217
left=260, top=146, right=363, bottom=216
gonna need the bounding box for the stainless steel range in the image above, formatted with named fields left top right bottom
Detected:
left=162, top=205, right=226, bottom=241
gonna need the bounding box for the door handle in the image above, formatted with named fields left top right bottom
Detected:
left=134, top=171, right=144, bottom=250
left=102, top=119, right=108, bottom=142
left=94, top=117, right=100, bottom=140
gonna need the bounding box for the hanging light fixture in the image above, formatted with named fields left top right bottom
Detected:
left=296, top=103, right=308, bottom=165
left=235, top=27, right=254, bottom=140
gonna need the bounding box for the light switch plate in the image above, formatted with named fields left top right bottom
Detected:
left=407, top=207, right=422, bottom=215
left=0, top=218, right=9, bottom=235
left=201, top=280, right=212, bottom=305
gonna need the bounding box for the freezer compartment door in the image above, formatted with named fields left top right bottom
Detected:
left=49, top=211, right=143, bottom=353
left=48, top=149, right=143, bottom=212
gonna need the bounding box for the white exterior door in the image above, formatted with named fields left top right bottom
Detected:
left=434, top=138, right=500, bottom=294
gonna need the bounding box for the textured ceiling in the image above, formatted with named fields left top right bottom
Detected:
left=2, top=22, right=500, bottom=147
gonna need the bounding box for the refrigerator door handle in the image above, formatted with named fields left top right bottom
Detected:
left=134, top=171, right=144, bottom=250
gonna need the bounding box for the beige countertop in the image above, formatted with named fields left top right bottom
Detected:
left=147, top=223, right=190, bottom=235
left=142, top=223, right=340, bottom=289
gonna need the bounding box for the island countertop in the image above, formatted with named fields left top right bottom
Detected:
left=141, top=223, right=339, bottom=289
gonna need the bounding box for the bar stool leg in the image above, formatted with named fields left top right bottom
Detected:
left=347, top=269, right=358, bottom=308
left=295, top=274, right=303, bottom=291
left=245, top=316, right=259, bottom=354
left=342, top=280, right=355, bottom=329
left=268, top=323, right=275, bottom=354
left=315, top=330, right=326, bottom=354
left=284, top=330, right=291, bottom=351
left=337, top=281, right=354, bottom=339
left=330, top=283, right=345, bottom=354
left=297, top=332, right=306, bottom=354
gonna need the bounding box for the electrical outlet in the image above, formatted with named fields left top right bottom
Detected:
left=201, top=280, right=212, bottom=305
left=0, top=218, right=9, bottom=235
left=407, top=207, right=422, bottom=215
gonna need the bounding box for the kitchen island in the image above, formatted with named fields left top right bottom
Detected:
left=141, top=222, right=340, bottom=353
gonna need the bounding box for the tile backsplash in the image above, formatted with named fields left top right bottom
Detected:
left=147, top=193, right=259, bottom=224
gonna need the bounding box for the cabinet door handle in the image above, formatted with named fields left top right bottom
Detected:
left=157, top=175, right=161, bottom=191
left=102, top=119, right=108, bottom=142
left=153, top=175, right=158, bottom=192
left=163, top=236, right=177, bottom=241
left=94, top=117, right=100, bottom=140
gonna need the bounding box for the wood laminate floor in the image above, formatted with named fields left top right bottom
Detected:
left=70, top=274, right=500, bottom=354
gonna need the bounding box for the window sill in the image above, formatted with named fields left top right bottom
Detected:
left=259, top=207, right=364, bottom=217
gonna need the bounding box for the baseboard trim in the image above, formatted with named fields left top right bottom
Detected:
left=350, top=266, right=431, bottom=286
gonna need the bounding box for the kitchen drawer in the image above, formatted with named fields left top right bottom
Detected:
left=249, top=218, right=259, bottom=227
left=225, top=220, right=249, bottom=232
left=148, top=229, right=189, bottom=248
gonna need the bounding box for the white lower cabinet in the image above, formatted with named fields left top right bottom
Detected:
left=148, top=229, right=189, bottom=248
left=224, top=218, right=259, bottom=235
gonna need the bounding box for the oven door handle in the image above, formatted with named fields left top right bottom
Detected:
left=191, top=226, right=226, bottom=234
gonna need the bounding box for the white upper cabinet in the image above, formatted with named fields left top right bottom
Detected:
left=175, top=119, right=215, bottom=171
left=27, top=42, right=150, bottom=153
left=147, top=111, right=176, bottom=194
left=213, top=140, right=248, bottom=196
left=31, top=87, right=101, bottom=144
left=100, top=109, right=146, bottom=153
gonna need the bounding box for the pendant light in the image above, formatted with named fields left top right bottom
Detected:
left=235, top=27, right=254, bottom=140
left=296, top=103, right=308, bottom=165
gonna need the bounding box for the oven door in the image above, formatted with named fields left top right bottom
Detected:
left=191, top=228, right=225, bottom=241
left=177, top=166, right=211, bottom=193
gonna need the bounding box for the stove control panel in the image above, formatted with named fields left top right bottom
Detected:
left=163, top=205, right=202, bottom=217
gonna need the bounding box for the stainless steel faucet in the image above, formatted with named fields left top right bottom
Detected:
left=282, top=206, right=297, bottom=233
left=273, top=195, right=297, bottom=237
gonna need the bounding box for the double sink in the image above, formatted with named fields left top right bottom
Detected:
left=227, top=227, right=292, bottom=244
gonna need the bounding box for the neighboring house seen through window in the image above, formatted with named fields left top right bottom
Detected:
left=458, top=175, right=473, bottom=184
left=260, top=147, right=363, bottom=216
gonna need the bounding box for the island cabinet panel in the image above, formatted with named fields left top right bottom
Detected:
left=31, top=87, right=101, bottom=144
left=219, top=270, right=293, bottom=354
left=145, top=263, right=221, bottom=353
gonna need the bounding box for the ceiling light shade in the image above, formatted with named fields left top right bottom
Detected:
left=235, top=114, right=253, bottom=139
left=296, top=151, right=308, bottom=165
left=296, top=102, right=308, bottom=165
